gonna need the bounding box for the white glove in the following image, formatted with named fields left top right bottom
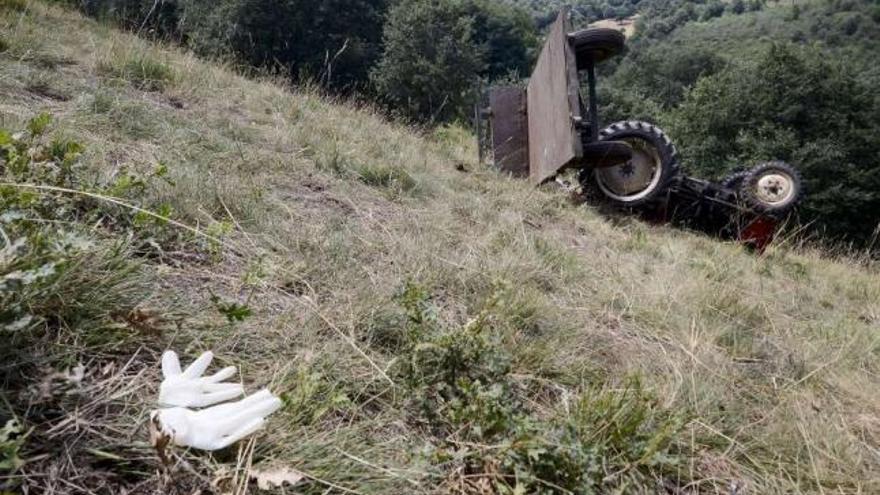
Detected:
left=152, top=389, right=282, bottom=451
left=159, top=350, right=244, bottom=408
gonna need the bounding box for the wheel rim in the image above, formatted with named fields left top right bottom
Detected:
left=754, top=171, right=795, bottom=206
left=594, top=137, right=662, bottom=202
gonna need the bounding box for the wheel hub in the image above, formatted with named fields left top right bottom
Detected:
left=755, top=173, right=794, bottom=205
left=595, top=139, right=658, bottom=197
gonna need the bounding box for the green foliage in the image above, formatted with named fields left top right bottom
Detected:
left=0, top=420, right=26, bottom=473
left=458, top=0, right=538, bottom=80
left=607, top=44, right=726, bottom=109
left=186, top=0, right=389, bottom=90
left=280, top=364, right=352, bottom=427
left=77, top=0, right=184, bottom=37
left=76, top=0, right=536, bottom=102
left=371, top=0, right=485, bottom=122
left=668, top=43, right=880, bottom=243
left=499, top=381, right=683, bottom=494
left=395, top=284, right=517, bottom=440
left=393, top=282, right=684, bottom=491
left=0, top=113, right=153, bottom=383
left=503, top=0, right=647, bottom=28
left=210, top=294, right=253, bottom=322
left=371, top=0, right=537, bottom=122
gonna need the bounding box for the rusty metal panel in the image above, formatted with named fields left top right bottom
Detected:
left=526, top=8, right=582, bottom=184
left=489, top=86, right=528, bottom=176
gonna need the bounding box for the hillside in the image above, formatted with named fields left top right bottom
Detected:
left=2, top=2, right=880, bottom=494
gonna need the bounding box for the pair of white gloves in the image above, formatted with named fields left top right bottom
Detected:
left=151, top=351, right=282, bottom=451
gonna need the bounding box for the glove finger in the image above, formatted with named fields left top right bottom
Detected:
left=193, top=388, right=245, bottom=407
left=205, top=366, right=237, bottom=383
left=161, top=350, right=182, bottom=377
left=182, top=351, right=214, bottom=378
left=207, top=389, right=274, bottom=417
left=229, top=389, right=274, bottom=408
left=218, top=394, right=281, bottom=431
left=238, top=395, right=283, bottom=422
left=203, top=383, right=244, bottom=394
left=215, top=418, right=265, bottom=450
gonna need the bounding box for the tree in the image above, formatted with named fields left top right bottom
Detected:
left=458, top=0, right=538, bottom=81
left=701, top=0, right=726, bottom=21
left=731, top=0, right=746, bottom=14
left=371, top=0, right=485, bottom=122
left=607, top=45, right=726, bottom=109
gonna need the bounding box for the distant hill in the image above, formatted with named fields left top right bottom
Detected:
left=497, top=0, right=647, bottom=27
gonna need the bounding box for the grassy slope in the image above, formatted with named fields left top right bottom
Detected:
left=2, top=2, right=879, bottom=493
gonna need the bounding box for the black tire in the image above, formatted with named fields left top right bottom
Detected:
left=585, top=121, right=681, bottom=207
left=720, top=170, right=749, bottom=190
left=739, top=161, right=803, bottom=216
left=568, top=28, right=625, bottom=69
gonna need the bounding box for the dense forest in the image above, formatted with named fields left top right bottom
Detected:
left=59, top=0, right=880, bottom=247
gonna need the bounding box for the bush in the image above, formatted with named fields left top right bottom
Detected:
left=500, top=380, right=683, bottom=493
left=393, top=282, right=684, bottom=492
left=607, top=44, right=727, bottom=109
left=0, top=114, right=150, bottom=347
left=459, top=0, right=538, bottom=81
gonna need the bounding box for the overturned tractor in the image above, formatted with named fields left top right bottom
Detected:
left=482, top=9, right=803, bottom=250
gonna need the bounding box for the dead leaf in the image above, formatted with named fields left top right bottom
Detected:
left=250, top=467, right=305, bottom=490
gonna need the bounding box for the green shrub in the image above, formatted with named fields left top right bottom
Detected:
left=0, top=114, right=152, bottom=361
left=498, top=381, right=684, bottom=494
left=393, top=283, right=685, bottom=492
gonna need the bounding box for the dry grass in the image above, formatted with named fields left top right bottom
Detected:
left=1, top=1, right=878, bottom=494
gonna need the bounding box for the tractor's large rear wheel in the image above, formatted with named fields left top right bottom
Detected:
left=569, top=28, right=626, bottom=69
left=585, top=121, right=681, bottom=207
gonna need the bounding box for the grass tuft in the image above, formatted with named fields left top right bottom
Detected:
left=98, top=51, right=175, bottom=91
left=354, top=163, right=420, bottom=197
left=0, top=0, right=26, bottom=11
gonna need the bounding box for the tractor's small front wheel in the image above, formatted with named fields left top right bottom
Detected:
left=739, top=161, right=803, bottom=216
left=585, top=120, right=681, bottom=207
